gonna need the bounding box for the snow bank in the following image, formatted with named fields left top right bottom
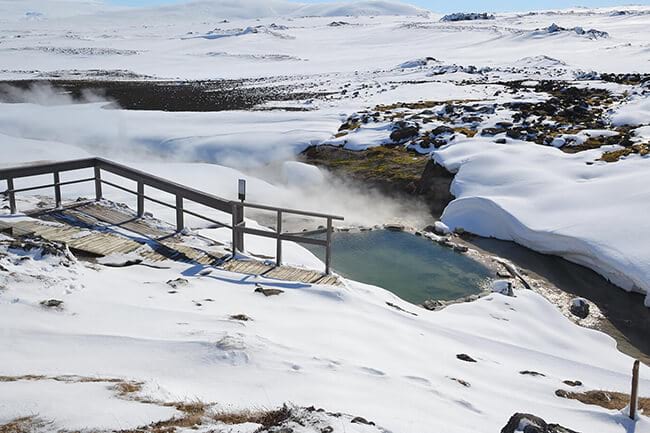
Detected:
left=0, top=380, right=178, bottom=430
left=434, top=138, right=650, bottom=306
left=281, top=161, right=325, bottom=188
left=611, top=96, right=650, bottom=126
left=1, top=240, right=648, bottom=433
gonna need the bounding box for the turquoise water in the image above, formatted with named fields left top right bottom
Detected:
left=305, top=230, right=490, bottom=304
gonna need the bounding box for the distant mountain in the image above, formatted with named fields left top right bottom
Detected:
left=0, top=0, right=429, bottom=22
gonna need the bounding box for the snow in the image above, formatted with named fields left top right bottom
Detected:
left=281, top=161, right=325, bottom=188
left=1, top=239, right=649, bottom=432
left=612, top=97, right=650, bottom=126
left=434, top=221, right=451, bottom=235
left=433, top=137, right=650, bottom=306
left=0, top=380, right=179, bottom=430
left=1, top=2, right=650, bottom=431
left=1, top=4, right=650, bottom=81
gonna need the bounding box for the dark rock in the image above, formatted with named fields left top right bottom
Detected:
left=423, top=225, right=436, bottom=233
left=500, top=413, right=579, bottom=433
left=495, top=138, right=507, bottom=144
left=390, top=125, right=419, bottom=143
left=422, top=299, right=445, bottom=310
left=555, top=389, right=570, bottom=398
left=562, top=380, right=583, bottom=387
left=456, top=353, right=477, bottom=363
left=431, top=125, right=455, bottom=136
left=415, top=160, right=455, bottom=216
left=520, top=370, right=546, bottom=377
left=351, top=417, right=375, bottom=426
left=452, top=244, right=469, bottom=253
left=450, top=377, right=471, bottom=387
left=501, top=413, right=547, bottom=433
left=166, top=278, right=189, bottom=289
left=40, top=299, right=63, bottom=308
left=255, top=285, right=284, bottom=297
left=481, top=127, right=506, bottom=136
left=569, top=298, right=590, bottom=319
left=230, top=314, right=252, bottom=321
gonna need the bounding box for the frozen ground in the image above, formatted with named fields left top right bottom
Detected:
left=1, top=1, right=650, bottom=431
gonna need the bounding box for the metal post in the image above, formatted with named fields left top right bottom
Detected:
left=93, top=166, right=102, bottom=201
left=53, top=172, right=62, bottom=208
left=175, top=195, right=184, bottom=232
left=630, top=359, right=640, bottom=419
left=325, top=217, right=333, bottom=275
left=276, top=210, right=282, bottom=267
left=6, top=178, right=16, bottom=214
left=137, top=181, right=144, bottom=217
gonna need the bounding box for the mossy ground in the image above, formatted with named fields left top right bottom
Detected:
left=301, top=145, right=428, bottom=188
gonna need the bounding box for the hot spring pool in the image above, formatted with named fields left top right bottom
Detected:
left=304, top=230, right=491, bottom=304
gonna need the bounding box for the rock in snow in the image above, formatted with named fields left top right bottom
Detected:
left=569, top=297, right=590, bottom=319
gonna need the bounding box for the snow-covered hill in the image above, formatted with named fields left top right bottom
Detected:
left=0, top=0, right=428, bottom=23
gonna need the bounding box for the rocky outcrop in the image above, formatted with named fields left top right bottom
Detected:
left=301, top=145, right=455, bottom=217
left=415, top=159, right=455, bottom=216
left=501, top=413, right=579, bottom=433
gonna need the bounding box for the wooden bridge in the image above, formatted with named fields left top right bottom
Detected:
left=0, top=158, right=343, bottom=286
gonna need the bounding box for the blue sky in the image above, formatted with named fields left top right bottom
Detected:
left=107, top=0, right=649, bottom=12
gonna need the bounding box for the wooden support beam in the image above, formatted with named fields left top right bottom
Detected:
left=53, top=172, right=62, bottom=208
left=94, top=166, right=102, bottom=201
left=175, top=195, right=184, bottom=232
left=137, top=181, right=144, bottom=217
left=630, top=359, right=640, bottom=419
left=276, top=210, right=282, bottom=267
left=325, top=217, right=333, bottom=275
left=6, top=178, right=16, bottom=214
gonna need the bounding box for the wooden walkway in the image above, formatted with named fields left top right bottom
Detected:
left=1, top=201, right=340, bottom=286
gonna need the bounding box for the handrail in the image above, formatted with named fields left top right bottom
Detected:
left=0, top=158, right=343, bottom=274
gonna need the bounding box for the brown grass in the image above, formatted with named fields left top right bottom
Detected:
left=555, top=389, right=650, bottom=411
left=0, top=374, right=294, bottom=433
left=599, top=143, right=650, bottom=162
left=0, top=416, right=52, bottom=433
left=0, top=374, right=123, bottom=384
left=113, top=381, right=144, bottom=397
left=213, top=404, right=292, bottom=429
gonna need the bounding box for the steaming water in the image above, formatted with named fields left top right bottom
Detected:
left=305, top=230, right=490, bottom=304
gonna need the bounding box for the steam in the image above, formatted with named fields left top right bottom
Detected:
left=0, top=84, right=434, bottom=230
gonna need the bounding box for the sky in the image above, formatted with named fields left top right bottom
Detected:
left=106, top=0, right=649, bottom=12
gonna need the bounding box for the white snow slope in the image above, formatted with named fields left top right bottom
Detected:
left=1, top=236, right=649, bottom=432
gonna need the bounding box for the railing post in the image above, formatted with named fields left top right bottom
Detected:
left=93, top=166, right=102, bottom=201
left=175, top=195, right=184, bottom=232
left=230, top=202, right=245, bottom=254
left=630, top=359, right=640, bottom=419
left=137, top=181, right=144, bottom=218
left=276, top=210, right=282, bottom=267
left=237, top=203, right=245, bottom=252
left=53, top=172, right=62, bottom=208
left=231, top=202, right=239, bottom=254
left=6, top=178, right=16, bottom=214
left=325, top=217, right=333, bottom=275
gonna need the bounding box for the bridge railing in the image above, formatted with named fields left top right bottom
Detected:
left=0, top=158, right=343, bottom=274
